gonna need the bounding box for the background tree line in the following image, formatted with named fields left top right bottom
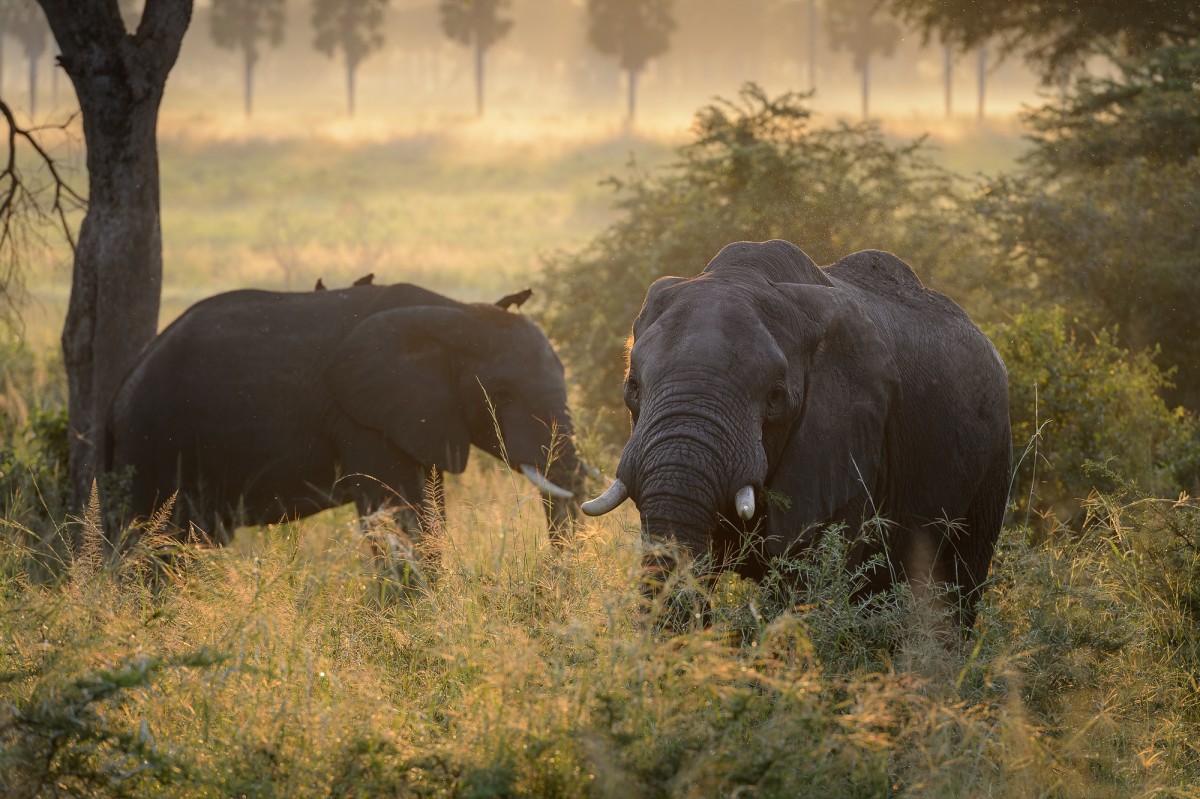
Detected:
left=2, top=0, right=1057, bottom=124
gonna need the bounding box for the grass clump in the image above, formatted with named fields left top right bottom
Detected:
left=1, top=467, right=1199, bottom=797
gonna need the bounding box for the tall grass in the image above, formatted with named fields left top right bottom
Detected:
left=2, top=464, right=1197, bottom=798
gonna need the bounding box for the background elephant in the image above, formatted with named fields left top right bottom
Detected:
left=106, top=282, right=587, bottom=543
left=584, top=240, right=1011, bottom=630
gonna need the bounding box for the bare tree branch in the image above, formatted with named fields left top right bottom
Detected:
left=0, top=97, right=85, bottom=327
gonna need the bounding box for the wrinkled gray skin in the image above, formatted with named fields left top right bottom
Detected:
left=107, top=283, right=585, bottom=543
left=602, top=241, right=1011, bottom=630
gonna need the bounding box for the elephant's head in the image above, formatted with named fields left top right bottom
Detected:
left=584, top=240, right=899, bottom=566
left=326, top=301, right=585, bottom=529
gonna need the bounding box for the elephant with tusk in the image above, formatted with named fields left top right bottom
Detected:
left=106, top=282, right=593, bottom=544
left=583, top=240, right=1012, bottom=632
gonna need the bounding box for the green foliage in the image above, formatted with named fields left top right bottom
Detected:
left=0, top=336, right=70, bottom=555
left=1024, top=43, right=1200, bottom=173
left=825, top=0, right=902, bottom=72
left=884, top=0, right=1200, bottom=80
left=210, top=0, right=286, bottom=60
left=438, top=0, right=514, bottom=50
left=987, top=307, right=1198, bottom=518
left=585, top=0, right=675, bottom=73
left=973, top=44, right=1200, bottom=412
left=539, top=84, right=966, bottom=440
left=311, top=0, right=388, bottom=67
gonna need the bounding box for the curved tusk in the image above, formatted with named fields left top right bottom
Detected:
left=581, top=479, right=629, bottom=516
left=735, top=485, right=756, bottom=520
left=580, top=462, right=603, bottom=480
left=520, top=464, right=574, bottom=499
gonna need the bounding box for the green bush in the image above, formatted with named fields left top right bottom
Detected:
left=975, top=43, right=1200, bottom=413
left=987, top=307, right=1198, bottom=519
left=539, top=84, right=972, bottom=441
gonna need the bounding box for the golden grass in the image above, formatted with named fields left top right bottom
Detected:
left=2, top=466, right=1198, bottom=797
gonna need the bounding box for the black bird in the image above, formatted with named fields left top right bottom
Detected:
left=495, top=287, right=533, bottom=311
left=353, top=273, right=375, bottom=287
left=314, top=278, right=327, bottom=291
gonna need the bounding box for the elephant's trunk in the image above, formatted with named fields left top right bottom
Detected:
left=626, top=443, right=727, bottom=555
left=619, top=410, right=767, bottom=561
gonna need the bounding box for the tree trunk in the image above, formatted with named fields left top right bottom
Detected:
left=977, top=44, right=987, bottom=121
left=37, top=0, right=192, bottom=514
left=626, top=66, right=638, bottom=128
left=243, top=47, right=257, bottom=118
left=943, top=43, right=952, bottom=118
left=474, top=35, right=484, bottom=117
left=807, top=0, right=816, bottom=91
left=346, top=56, right=357, bottom=116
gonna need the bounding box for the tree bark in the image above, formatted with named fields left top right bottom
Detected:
left=36, top=0, right=192, bottom=513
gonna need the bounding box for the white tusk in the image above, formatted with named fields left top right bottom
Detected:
left=520, top=464, right=574, bottom=499
left=735, top=486, right=756, bottom=520
left=581, top=479, right=629, bottom=516
left=581, top=462, right=603, bottom=480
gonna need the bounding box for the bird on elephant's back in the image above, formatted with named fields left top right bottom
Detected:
left=105, top=282, right=594, bottom=545
left=582, top=240, right=1012, bottom=634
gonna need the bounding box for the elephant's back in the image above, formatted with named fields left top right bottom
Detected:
left=825, top=250, right=997, bottom=368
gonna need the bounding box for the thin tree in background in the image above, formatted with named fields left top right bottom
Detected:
left=33, top=0, right=193, bottom=513
left=14, top=0, right=47, bottom=117
left=586, top=0, right=674, bottom=127
left=0, top=2, right=14, bottom=94
left=807, top=0, right=817, bottom=91
left=976, top=43, right=987, bottom=120
left=311, top=0, right=388, bottom=116
left=825, top=0, right=900, bottom=120
left=943, top=40, right=952, bottom=116
left=439, top=0, right=512, bottom=117
left=210, top=0, right=286, bottom=117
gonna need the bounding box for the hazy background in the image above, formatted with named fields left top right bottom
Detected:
left=0, top=0, right=1049, bottom=355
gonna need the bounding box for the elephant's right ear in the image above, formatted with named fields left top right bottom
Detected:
left=766, top=284, right=900, bottom=545
left=326, top=307, right=471, bottom=473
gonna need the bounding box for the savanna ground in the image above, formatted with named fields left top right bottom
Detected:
left=1, top=108, right=1199, bottom=797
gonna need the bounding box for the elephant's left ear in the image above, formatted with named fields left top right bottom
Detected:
left=766, top=285, right=900, bottom=548
left=325, top=307, right=472, bottom=473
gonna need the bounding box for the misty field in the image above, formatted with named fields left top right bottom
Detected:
left=2, top=116, right=1199, bottom=798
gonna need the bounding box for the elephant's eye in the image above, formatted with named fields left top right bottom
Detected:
left=624, top=376, right=640, bottom=408
left=765, top=383, right=788, bottom=419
